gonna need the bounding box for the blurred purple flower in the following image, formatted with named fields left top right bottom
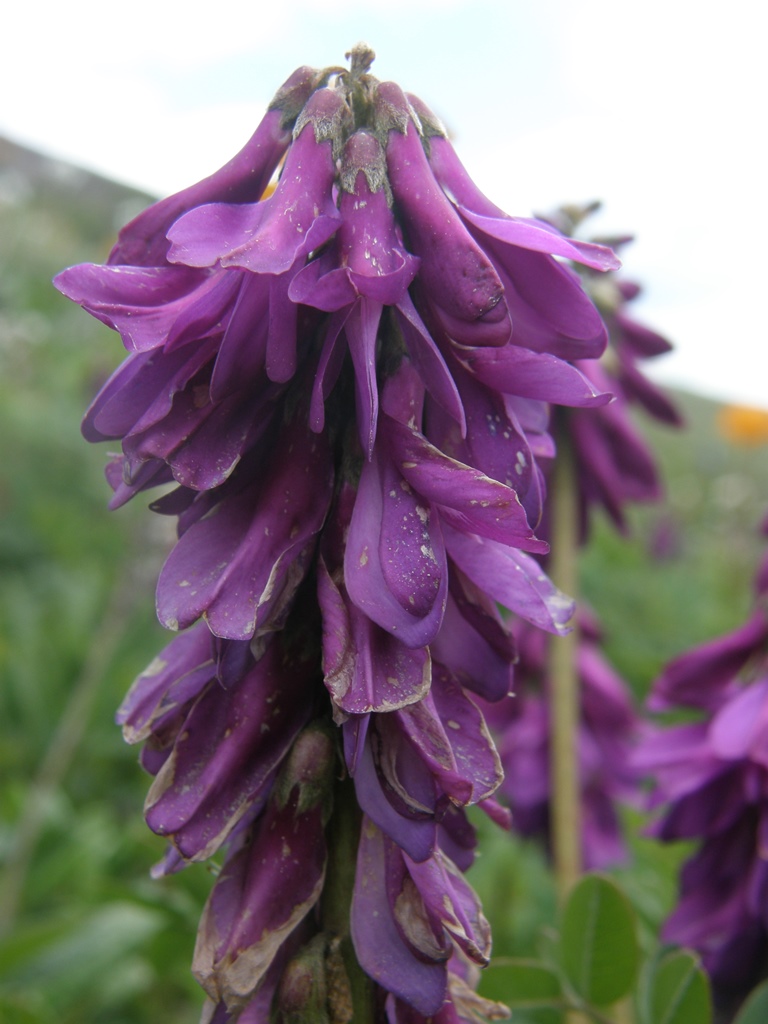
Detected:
left=534, top=203, right=681, bottom=536
left=483, top=611, right=639, bottom=869
left=637, top=513, right=768, bottom=1001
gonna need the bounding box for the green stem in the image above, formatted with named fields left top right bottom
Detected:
left=549, top=428, right=582, bottom=905
left=321, top=776, right=375, bottom=1024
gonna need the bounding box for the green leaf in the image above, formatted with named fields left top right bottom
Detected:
left=3, top=902, right=163, bottom=1000
left=729, top=977, right=768, bottom=1024
left=648, top=950, right=711, bottom=1024
left=558, top=873, right=639, bottom=1006
left=481, top=958, right=562, bottom=1008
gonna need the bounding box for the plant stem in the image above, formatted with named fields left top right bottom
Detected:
left=549, top=429, right=582, bottom=905
left=321, top=776, right=375, bottom=1024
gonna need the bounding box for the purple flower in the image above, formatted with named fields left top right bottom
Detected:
left=637, top=512, right=768, bottom=1000
left=350, top=817, right=491, bottom=1016
left=521, top=203, right=683, bottom=536
left=648, top=611, right=768, bottom=714
left=117, top=620, right=319, bottom=863
left=192, top=724, right=334, bottom=1012
left=483, top=611, right=639, bottom=868
left=56, top=45, right=621, bottom=1018
left=110, top=65, right=323, bottom=268
left=155, top=408, right=334, bottom=641
left=341, top=666, right=503, bottom=863
left=637, top=675, right=768, bottom=994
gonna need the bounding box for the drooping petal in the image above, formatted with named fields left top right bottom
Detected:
left=157, top=417, right=334, bottom=639
left=710, top=679, right=768, bottom=766
left=383, top=414, right=547, bottom=553
left=192, top=776, right=328, bottom=1010
left=344, top=720, right=437, bottom=862
left=143, top=634, right=315, bottom=860
left=415, top=117, right=619, bottom=271
left=54, top=263, right=234, bottom=353
left=109, top=65, right=320, bottom=266
left=444, top=526, right=573, bottom=635
left=351, top=820, right=448, bottom=1015
left=649, top=613, right=768, bottom=713
left=391, top=671, right=503, bottom=808
left=209, top=274, right=270, bottom=401
left=394, top=293, right=466, bottom=433
left=85, top=338, right=218, bottom=443
left=456, top=343, right=611, bottom=407
left=117, top=622, right=215, bottom=743
left=168, top=88, right=345, bottom=275
left=405, top=849, right=491, bottom=966
left=431, top=593, right=515, bottom=704
left=375, top=82, right=510, bottom=348
left=344, top=435, right=448, bottom=648
left=345, top=296, right=383, bottom=458
left=318, top=554, right=431, bottom=715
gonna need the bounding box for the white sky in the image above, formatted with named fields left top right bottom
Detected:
left=3, top=0, right=766, bottom=408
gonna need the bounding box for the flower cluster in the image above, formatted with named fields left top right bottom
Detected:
left=56, top=46, right=619, bottom=1022
left=637, top=511, right=768, bottom=1003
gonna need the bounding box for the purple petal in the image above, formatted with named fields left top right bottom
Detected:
left=351, top=820, right=447, bottom=1015
left=117, top=623, right=215, bottom=741
left=106, top=456, right=174, bottom=509
left=405, top=850, right=491, bottom=965
left=168, top=89, right=344, bottom=274
left=157, top=419, right=333, bottom=639
left=376, top=82, right=510, bottom=348
left=394, top=294, right=466, bottom=433
left=265, top=267, right=300, bottom=382
left=54, top=263, right=228, bottom=353
left=383, top=414, right=547, bottom=553
left=84, top=338, right=218, bottom=442
left=109, top=66, right=321, bottom=266
left=649, top=613, right=768, bottom=713
left=344, top=437, right=448, bottom=649
left=346, top=296, right=383, bottom=457
left=318, top=555, right=431, bottom=714
left=209, top=274, right=270, bottom=400
left=431, top=594, right=514, bottom=704
left=192, top=790, right=327, bottom=1009
left=423, top=130, right=619, bottom=271
left=309, top=310, right=349, bottom=432
left=444, top=525, right=573, bottom=635
left=144, top=635, right=314, bottom=860
left=615, top=309, right=673, bottom=358
left=460, top=204, right=621, bottom=271
left=289, top=253, right=357, bottom=311
left=338, top=131, right=420, bottom=297
left=123, top=378, right=275, bottom=492
left=457, top=343, right=611, bottom=407
left=486, top=238, right=608, bottom=359
left=344, top=722, right=437, bottom=862
left=710, top=680, right=768, bottom=764
left=394, top=672, right=502, bottom=806
left=426, top=361, right=540, bottom=518
left=616, top=354, right=682, bottom=425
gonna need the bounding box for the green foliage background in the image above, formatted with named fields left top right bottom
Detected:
left=1, top=138, right=766, bottom=1022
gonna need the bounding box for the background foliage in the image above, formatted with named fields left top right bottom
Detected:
left=1, top=138, right=766, bottom=1023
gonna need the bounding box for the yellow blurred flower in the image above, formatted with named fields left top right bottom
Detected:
left=717, top=403, right=768, bottom=445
